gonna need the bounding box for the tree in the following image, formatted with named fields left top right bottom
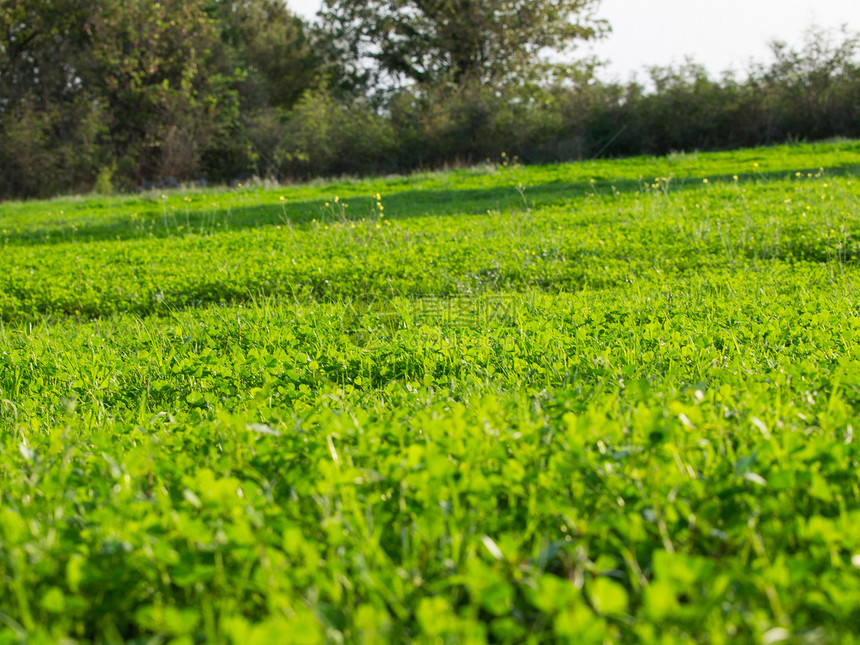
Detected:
left=83, top=0, right=234, bottom=181
left=318, top=0, right=608, bottom=92
left=0, top=0, right=105, bottom=197
left=211, top=0, right=321, bottom=110
left=202, top=0, right=324, bottom=180
left=758, top=25, right=860, bottom=141
left=0, top=0, right=95, bottom=112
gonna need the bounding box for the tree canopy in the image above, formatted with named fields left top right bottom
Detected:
left=319, top=0, right=608, bottom=90
left=0, top=0, right=322, bottom=195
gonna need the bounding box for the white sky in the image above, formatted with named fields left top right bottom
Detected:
left=288, top=0, right=859, bottom=81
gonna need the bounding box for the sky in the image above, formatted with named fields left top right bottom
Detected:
left=288, top=0, right=859, bottom=81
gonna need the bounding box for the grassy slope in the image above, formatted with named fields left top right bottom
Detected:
left=1, top=141, right=860, bottom=643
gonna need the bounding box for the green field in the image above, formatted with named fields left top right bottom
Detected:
left=2, top=141, right=860, bottom=644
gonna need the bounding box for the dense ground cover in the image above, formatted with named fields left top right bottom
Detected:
left=1, top=141, right=860, bottom=643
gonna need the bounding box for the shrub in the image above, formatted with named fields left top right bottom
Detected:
left=92, top=164, right=116, bottom=195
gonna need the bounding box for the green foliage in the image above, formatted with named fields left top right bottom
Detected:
left=211, top=0, right=321, bottom=110
left=171, top=25, right=860, bottom=186
left=92, top=164, right=116, bottom=196
left=0, top=0, right=319, bottom=196
left=1, top=2, right=858, bottom=201
left=85, top=0, right=240, bottom=182
left=0, top=142, right=859, bottom=642
left=318, top=0, right=607, bottom=89
left=279, top=88, right=396, bottom=178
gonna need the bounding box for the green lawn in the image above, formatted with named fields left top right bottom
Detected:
left=1, top=140, right=860, bottom=643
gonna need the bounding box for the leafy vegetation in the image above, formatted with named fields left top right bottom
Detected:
left=318, top=0, right=605, bottom=89
left=1, top=141, right=860, bottom=643
left=1, top=0, right=858, bottom=200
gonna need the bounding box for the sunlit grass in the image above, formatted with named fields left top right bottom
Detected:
left=1, top=140, right=859, bottom=643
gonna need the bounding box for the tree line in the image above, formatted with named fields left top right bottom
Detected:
left=1, top=0, right=858, bottom=200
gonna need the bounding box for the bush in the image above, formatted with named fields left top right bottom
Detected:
left=92, top=164, right=116, bottom=195
left=279, top=88, right=395, bottom=179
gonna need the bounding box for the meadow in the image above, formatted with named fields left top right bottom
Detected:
left=1, top=140, right=860, bottom=644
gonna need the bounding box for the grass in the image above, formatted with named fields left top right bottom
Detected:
left=1, top=140, right=860, bottom=643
